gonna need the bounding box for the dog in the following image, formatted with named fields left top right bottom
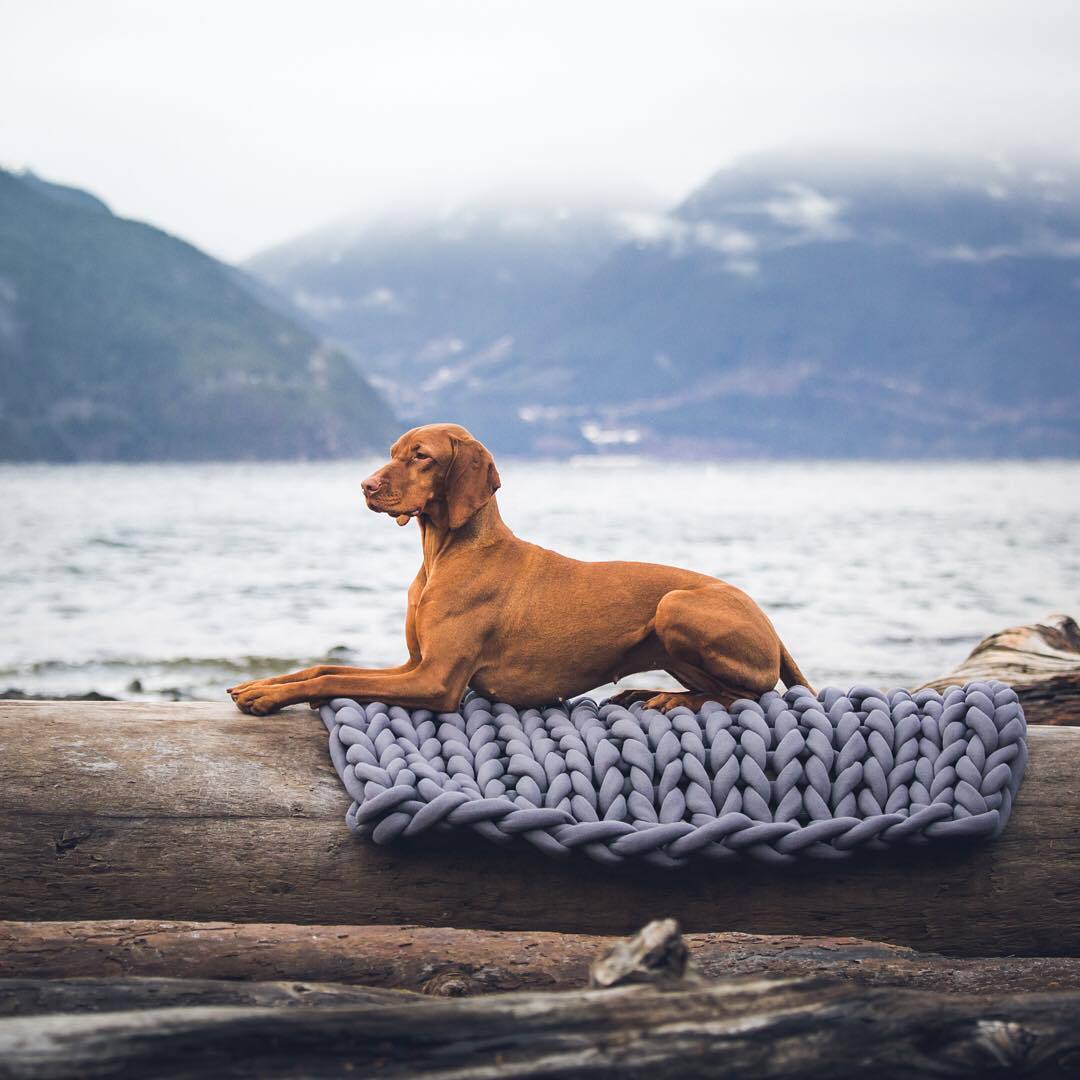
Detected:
left=229, top=423, right=812, bottom=715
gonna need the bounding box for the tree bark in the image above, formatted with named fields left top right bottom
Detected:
left=3, top=976, right=1080, bottom=1079
left=5, top=920, right=1080, bottom=996
left=920, top=613, right=1080, bottom=725
left=0, top=976, right=414, bottom=1017
left=2, top=699, right=1079, bottom=955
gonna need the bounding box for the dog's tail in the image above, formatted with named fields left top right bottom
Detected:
left=779, top=640, right=815, bottom=696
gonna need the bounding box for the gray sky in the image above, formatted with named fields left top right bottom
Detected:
left=2, top=0, right=1078, bottom=261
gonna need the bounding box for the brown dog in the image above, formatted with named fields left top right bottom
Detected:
left=229, top=423, right=812, bottom=716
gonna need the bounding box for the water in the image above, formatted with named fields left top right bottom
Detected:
left=1, top=459, right=1077, bottom=702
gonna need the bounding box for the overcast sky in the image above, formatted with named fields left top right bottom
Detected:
left=2, top=1, right=1078, bottom=261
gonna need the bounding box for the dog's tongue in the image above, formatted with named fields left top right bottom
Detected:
left=396, top=514, right=411, bottom=526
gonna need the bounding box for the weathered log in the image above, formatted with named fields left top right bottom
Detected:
left=0, top=977, right=414, bottom=1018
left=4, top=923, right=1080, bottom=1078
left=921, top=614, right=1080, bottom=725
left=7, top=920, right=1080, bottom=996
left=2, top=699, right=1079, bottom=954
left=3, top=976, right=1080, bottom=1079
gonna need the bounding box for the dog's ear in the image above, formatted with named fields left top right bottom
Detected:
left=444, top=435, right=501, bottom=529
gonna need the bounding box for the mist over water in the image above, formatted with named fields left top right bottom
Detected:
left=1, top=459, right=1077, bottom=703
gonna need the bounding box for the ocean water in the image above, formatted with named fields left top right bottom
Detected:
left=1, top=458, right=1077, bottom=702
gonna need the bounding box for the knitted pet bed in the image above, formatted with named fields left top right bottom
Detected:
left=319, top=681, right=1027, bottom=867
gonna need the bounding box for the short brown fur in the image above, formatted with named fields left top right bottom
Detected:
left=229, top=424, right=812, bottom=715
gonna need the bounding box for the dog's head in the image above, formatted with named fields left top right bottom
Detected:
left=362, top=423, right=501, bottom=529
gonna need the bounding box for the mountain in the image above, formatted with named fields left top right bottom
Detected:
left=0, top=169, right=397, bottom=461
left=488, top=149, right=1080, bottom=456
left=250, top=150, right=1080, bottom=458
left=245, top=194, right=648, bottom=418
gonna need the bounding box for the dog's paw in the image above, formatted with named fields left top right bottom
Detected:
left=608, top=688, right=659, bottom=708
left=232, top=685, right=286, bottom=715
left=643, top=692, right=718, bottom=713
left=609, top=689, right=718, bottom=713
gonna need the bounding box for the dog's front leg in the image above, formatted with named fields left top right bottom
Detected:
left=228, top=661, right=419, bottom=700
left=232, top=657, right=470, bottom=716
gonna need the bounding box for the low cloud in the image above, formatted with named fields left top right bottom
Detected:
left=760, top=183, right=850, bottom=239
left=933, top=231, right=1080, bottom=263
left=580, top=421, right=642, bottom=446
left=361, top=286, right=401, bottom=311
left=617, top=211, right=759, bottom=275
left=617, top=182, right=851, bottom=277
left=291, top=289, right=347, bottom=318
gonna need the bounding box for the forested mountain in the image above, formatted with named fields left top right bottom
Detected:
left=247, top=195, right=638, bottom=420
left=0, top=169, right=396, bottom=461
left=251, top=150, right=1080, bottom=457
left=7, top=150, right=1077, bottom=462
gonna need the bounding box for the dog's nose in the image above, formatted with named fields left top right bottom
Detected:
left=361, top=475, right=383, bottom=497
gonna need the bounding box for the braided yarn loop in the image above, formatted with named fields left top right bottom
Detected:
left=320, top=680, right=1026, bottom=867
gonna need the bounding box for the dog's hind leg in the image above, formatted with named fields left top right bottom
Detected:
left=611, top=584, right=785, bottom=713
left=610, top=583, right=814, bottom=713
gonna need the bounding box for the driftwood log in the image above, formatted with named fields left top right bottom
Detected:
left=4, top=972, right=1080, bottom=1078
left=2, top=695, right=1080, bottom=954
left=0, top=977, right=415, bottom=1018
left=6, top=919, right=1080, bottom=996
left=921, top=614, right=1080, bottom=726
left=4, top=922, right=1080, bottom=1078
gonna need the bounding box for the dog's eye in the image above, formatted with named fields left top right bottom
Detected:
left=414, top=451, right=430, bottom=462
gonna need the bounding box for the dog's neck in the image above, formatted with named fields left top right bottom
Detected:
left=418, top=497, right=510, bottom=574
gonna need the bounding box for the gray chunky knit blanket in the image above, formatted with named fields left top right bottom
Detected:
left=320, top=681, right=1026, bottom=867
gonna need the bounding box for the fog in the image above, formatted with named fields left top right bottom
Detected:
left=2, top=0, right=1079, bottom=259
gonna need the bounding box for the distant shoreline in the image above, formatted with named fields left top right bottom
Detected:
left=1, top=688, right=119, bottom=701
